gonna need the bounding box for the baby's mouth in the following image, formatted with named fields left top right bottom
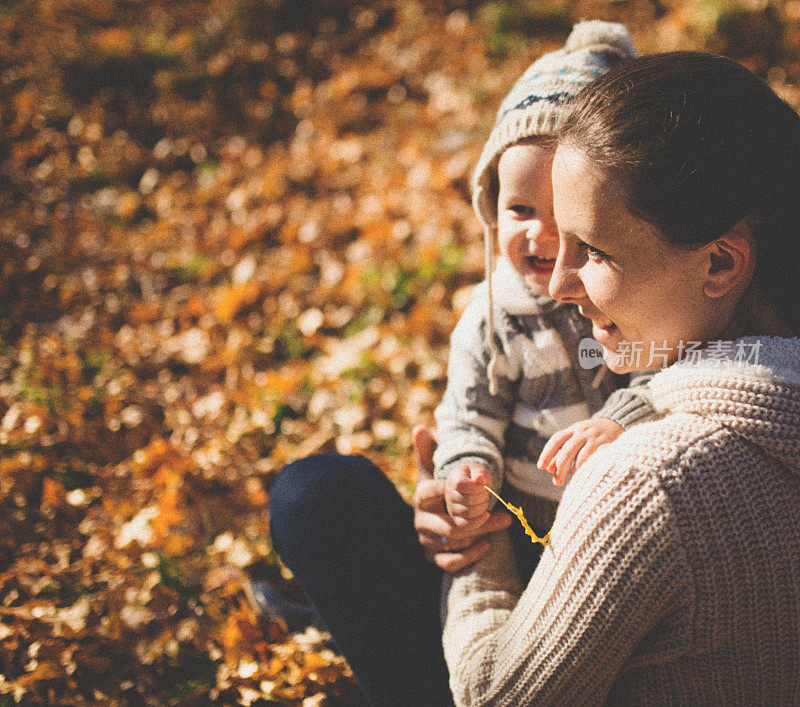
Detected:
left=525, top=255, right=556, bottom=274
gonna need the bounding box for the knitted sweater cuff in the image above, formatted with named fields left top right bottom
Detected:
left=594, top=371, right=659, bottom=429
left=594, top=390, right=660, bottom=429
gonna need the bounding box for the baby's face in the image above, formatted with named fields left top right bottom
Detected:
left=496, top=141, right=558, bottom=295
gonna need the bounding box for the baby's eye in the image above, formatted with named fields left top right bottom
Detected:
left=509, top=205, right=536, bottom=218
left=577, top=241, right=611, bottom=262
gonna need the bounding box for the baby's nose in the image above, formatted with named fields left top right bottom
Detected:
left=527, top=220, right=557, bottom=243
left=526, top=221, right=544, bottom=242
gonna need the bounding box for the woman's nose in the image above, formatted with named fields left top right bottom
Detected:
left=549, top=247, right=584, bottom=302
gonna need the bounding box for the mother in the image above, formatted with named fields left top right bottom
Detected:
left=441, top=51, right=800, bottom=704
left=269, top=51, right=800, bottom=705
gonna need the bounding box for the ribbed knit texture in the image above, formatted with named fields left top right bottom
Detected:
left=442, top=336, right=800, bottom=705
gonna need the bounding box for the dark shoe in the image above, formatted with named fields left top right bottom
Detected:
left=250, top=578, right=327, bottom=633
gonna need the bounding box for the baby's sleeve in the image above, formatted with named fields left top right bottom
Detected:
left=594, top=369, right=660, bottom=429
left=433, top=290, right=520, bottom=493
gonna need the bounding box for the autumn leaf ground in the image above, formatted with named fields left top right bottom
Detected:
left=1, top=0, right=799, bottom=704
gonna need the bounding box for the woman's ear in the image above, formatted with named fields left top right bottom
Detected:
left=702, top=218, right=755, bottom=299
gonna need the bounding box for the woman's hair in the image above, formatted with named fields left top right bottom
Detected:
left=558, top=51, right=800, bottom=333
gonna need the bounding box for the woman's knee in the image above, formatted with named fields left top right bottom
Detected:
left=269, top=453, right=386, bottom=552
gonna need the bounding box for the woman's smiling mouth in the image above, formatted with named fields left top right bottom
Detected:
left=578, top=307, right=619, bottom=344
left=591, top=320, right=618, bottom=345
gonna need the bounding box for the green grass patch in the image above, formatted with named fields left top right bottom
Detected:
left=21, top=380, right=65, bottom=414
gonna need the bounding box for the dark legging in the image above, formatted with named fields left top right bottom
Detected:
left=269, top=453, right=455, bottom=707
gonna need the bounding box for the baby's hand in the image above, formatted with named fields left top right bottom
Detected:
left=445, top=463, right=492, bottom=530
left=537, top=418, right=624, bottom=487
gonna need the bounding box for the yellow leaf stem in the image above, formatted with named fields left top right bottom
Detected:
left=484, top=486, right=550, bottom=547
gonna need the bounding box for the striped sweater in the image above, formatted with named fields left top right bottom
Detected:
left=442, top=335, right=800, bottom=705
left=433, top=256, right=655, bottom=504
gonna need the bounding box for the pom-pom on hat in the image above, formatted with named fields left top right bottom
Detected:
left=473, top=21, right=638, bottom=394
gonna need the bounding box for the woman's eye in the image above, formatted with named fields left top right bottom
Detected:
left=578, top=241, right=610, bottom=261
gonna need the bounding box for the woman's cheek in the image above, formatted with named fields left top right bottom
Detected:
left=580, top=265, right=618, bottom=312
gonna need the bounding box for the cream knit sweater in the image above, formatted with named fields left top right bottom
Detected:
left=442, top=336, right=800, bottom=705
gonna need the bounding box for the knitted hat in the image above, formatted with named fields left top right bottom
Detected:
left=474, top=21, right=638, bottom=394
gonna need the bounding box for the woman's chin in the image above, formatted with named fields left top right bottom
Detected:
left=599, top=334, right=641, bottom=374
left=602, top=352, right=636, bottom=374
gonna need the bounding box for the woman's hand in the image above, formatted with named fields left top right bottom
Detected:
left=412, top=426, right=512, bottom=572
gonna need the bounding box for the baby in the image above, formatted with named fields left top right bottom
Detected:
left=433, top=21, right=654, bottom=577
